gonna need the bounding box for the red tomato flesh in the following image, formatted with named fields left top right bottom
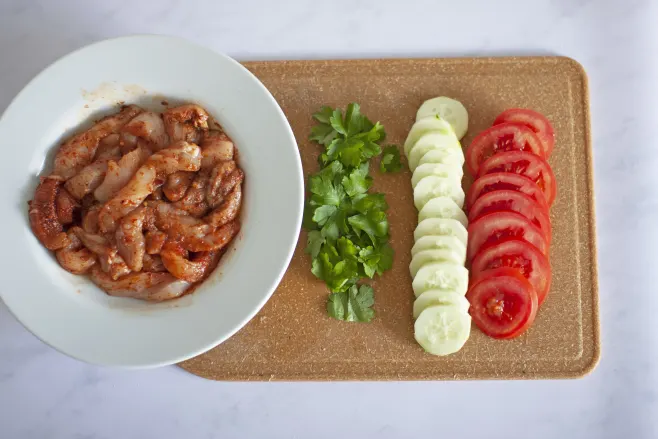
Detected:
left=466, top=267, right=538, bottom=339
left=468, top=190, right=551, bottom=243
left=465, top=172, right=548, bottom=212
left=465, top=123, right=545, bottom=175
left=471, top=239, right=552, bottom=305
left=477, top=151, right=557, bottom=206
left=493, top=108, right=555, bottom=157
left=467, top=211, right=548, bottom=260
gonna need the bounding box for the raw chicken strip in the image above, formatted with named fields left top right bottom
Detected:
left=55, top=187, right=80, bottom=225
left=55, top=231, right=96, bottom=274
left=115, top=206, right=148, bottom=272
left=64, top=157, right=114, bottom=200
left=160, top=241, right=215, bottom=283
left=163, top=104, right=209, bottom=143
left=94, top=145, right=150, bottom=202
left=121, top=111, right=169, bottom=150
left=53, top=105, right=142, bottom=179
left=28, top=177, right=69, bottom=250
left=200, top=130, right=234, bottom=169
left=205, top=184, right=242, bottom=227
left=89, top=266, right=190, bottom=302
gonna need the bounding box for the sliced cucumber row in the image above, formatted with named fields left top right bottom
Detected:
left=404, top=97, right=471, bottom=357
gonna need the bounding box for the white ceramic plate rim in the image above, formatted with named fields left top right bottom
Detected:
left=0, top=35, right=304, bottom=368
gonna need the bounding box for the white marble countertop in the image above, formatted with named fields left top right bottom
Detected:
left=1, top=0, right=657, bottom=437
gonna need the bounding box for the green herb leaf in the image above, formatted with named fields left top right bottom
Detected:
left=342, top=163, right=372, bottom=197
left=338, top=138, right=365, bottom=167
left=313, top=106, right=334, bottom=124
left=327, top=291, right=347, bottom=320
left=352, top=193, right=388, bottom=214
left=311, top=243, right=358, bottom=292
left=351, top=284, right=375, bottom=321
left=306, top=230, right=325, bottom=259
left=344, top=103, right=364, bottom=137
left=308, top=162, right=346, bottom=207
left=357, top=246, right=379, bottom=278
left=337, top=236, right=358, bottom=260
left=310, top=124, right=337, bottom=145
left=312, top=205, right=337, bottom=226
left=357, top=121, right=385, bottom=143
left=327, top=284, right=375, bottom=322
left=362, top=116, right=375, bottom=133
left=361, top=141, right=382, bottom=160
left=303, top=200, right=319, bottom=230
left=325, top=138, right=342, bottom=161
left=330, top=109, right=346, bottom=135
left=321, top=220, right=340, bottom=241
left=375, top=242, right=394, bottom=274
left=380, top=145, right=403, bottom=173
left=348, top=210, right=389, bottom=243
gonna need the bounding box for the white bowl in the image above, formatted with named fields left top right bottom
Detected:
left=0, top=35, right=304, bottom=367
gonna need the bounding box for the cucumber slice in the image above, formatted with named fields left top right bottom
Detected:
left=413, top=218, right=468, bottom=247
left=404, top=117, right=457, bottom=157
left=418, top=196, right=468, bottom=228
left=411, top=235, right=467, bottom=260
left=413, top=290, right=470, bottom=319
left=416, top=97, right=469, bottom=140
left=413, top=176, right=465, bottom=210
left=409, top=249, right=465, bottom=278
left=411, top=163, right=463, bottom=189
left=414, top=305, right=471, bottom=356
left=412, top=262, right=469, bottom=297
left=418, top=148, right=464, bottom=168
left=408, top=132, right=461, bottom=172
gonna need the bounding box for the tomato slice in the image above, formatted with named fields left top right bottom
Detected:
left=465, top=123, right=545, bottom=175
left=468, top=190, right=551, bottom=243
left=465, top=172, right=547, bottom=212
left=477, top=151, right=556, bottom=206
left=493, top=108, right=555, bottom=157
left=466, top=267, right=538, bottom=339
left=471, top=239, right=551, bottom=305
left=467, top=211, right=548, bottom=260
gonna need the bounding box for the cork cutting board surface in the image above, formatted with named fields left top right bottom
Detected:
left=180, top=57, right=600, bottom=380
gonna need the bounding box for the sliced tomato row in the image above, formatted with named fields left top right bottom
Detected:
left=464, top=108, right=556, bottom=340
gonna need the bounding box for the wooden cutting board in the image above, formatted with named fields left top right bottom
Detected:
left=179, top=57, right=599, bottom=380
